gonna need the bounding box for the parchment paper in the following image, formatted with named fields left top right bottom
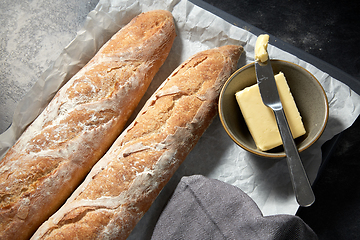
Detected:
left=1, top=0, right=360, bottom=235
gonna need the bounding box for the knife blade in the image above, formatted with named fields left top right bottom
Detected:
left=255, top=60, right=315, bottom=207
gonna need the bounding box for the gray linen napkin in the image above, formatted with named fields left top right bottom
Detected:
left=151, top=175, right=317, bottom=240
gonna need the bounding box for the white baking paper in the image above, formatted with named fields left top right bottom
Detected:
left=1, top=0, right=360, bottom=237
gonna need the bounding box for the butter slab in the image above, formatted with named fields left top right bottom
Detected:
left=235, top=72, right=306, bottom=151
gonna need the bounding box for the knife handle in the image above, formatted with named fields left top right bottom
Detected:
left=273, top=109, right=315, bottom=207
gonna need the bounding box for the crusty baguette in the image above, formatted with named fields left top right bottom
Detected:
left=0, top=10, right=176, bottom=240
left=31, top=45, right=243, bottom=240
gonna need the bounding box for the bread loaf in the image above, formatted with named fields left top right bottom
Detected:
left=0, top=10, right=176, bottom=240
left=31, top=45, right=243, bottom=239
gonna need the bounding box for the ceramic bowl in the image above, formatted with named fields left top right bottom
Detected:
left=218, top=60, right=329, bottom=158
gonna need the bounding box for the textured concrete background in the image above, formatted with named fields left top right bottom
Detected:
left=0, top=0, right=99, bottom=133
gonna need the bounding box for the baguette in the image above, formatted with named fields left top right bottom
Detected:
left=0, top=10, right=176, bottom=240
left=31, top=45, right=243, bottom=240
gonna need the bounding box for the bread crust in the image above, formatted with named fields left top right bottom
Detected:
left=0, top=10, right=176, bottom=240
left=32, top=45, right=243, bottom=240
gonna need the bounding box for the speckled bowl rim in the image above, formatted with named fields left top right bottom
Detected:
left=218, top=60, right=329, bottom=158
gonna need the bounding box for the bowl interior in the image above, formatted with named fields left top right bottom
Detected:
left=219, top=60, right=329, bottom=158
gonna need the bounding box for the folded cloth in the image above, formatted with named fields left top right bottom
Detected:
left=151, top=175, right=317, bottom=240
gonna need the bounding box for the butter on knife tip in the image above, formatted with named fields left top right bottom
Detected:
left=255, top=34, right=269, bottom=62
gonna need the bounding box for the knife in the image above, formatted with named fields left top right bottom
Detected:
left=255, top=60, right=315, bottom=207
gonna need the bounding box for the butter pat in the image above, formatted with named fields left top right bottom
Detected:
left=255, top=34, right=269, bottom=62
left=235, top=72, right=306, bottom=151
